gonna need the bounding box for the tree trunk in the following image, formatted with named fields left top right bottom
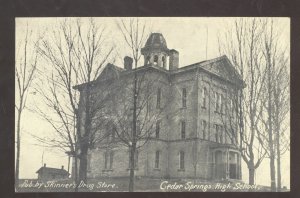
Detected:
left=129, top=145, right=136, bottom=192
left=275, top=88, right=281, bottom=191
left=15, top=109, right=22, bottom=188
left=276, top=145, right=281, bottom=191
left=128, top=59, right=138, bottom=192
left=79, top=146, right=88, bottom=183
left=78, top=86, right=91, bottom=183
left=276, top=111, right=281, bottom=191
left=269, top=155, right=276, bottom=191
left=74, top=156, right=78, bottom=192
left=248, top=163, right=255, bottom=185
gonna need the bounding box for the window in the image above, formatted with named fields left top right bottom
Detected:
left=146, top=56, right=150, bottom=64
left=215, top=92, right=219, bottom=112
left=154, top=55, right=158, bottom=65
left=202, top=87, right=207, bottom=108
left=155, top=121, right=160, bottom=138
left=219, top=126, right=224, bottom=144
left=155, top=151, right=160, bottom=168
left=224, top=126, right=228, bottom=144
left=87, top=153, right=92, bottom=171
left=215, top=124, right=219, bottom=142
left=162, top=56, right=166, bottom=68
left=156, top=88, right=161, bottom=109
left=129, top=150, right=138, bottom=169
left=230, top=129, right=235, bottom=144
left=219, top=94, right=222, bottom=113
left=110, top=126, right=116, bottom=141
left=182, top=88, right=187, bottom=108
left=104, top=152, right=108, bottom=169
left=104, top=151, right=113, bottom=169
left=202, top=120, right=207, bottom=139
left=179, top=151, right=185, bottom=170
left=230, top=98, right=233, bottom=113
left=109, top=151, right=114, bottom=169
left=215, top=92, right=223, bottom=113
left=214, top=124, right=224, bottom=143
left=181, top=121, right=186, bottom=139
left=220, top=95, right=224, bottom=113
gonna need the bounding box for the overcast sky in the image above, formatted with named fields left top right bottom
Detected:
left=15, top=17, right=290, bottom=188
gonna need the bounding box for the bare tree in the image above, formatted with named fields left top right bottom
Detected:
left=35, top=18, right=114, bottom=185
left=218, top=18, right=268, bottom=185
left=15, top=23, right=39, bottom=187
left=105, top=65, right=171, bottom=192
left=258, top=19, right=290, bottom=191
left=114, top=18, right=150, bottom=192
left=273, top=54, right=289, bottom=191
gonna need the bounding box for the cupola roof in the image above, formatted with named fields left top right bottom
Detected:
left=142, top=33, right=169, bottom=52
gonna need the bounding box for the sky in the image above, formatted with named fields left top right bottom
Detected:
left=15, top=17, right=290, bottom=188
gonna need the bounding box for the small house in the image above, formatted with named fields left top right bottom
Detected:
left=36, top=164, right=70, bottom=181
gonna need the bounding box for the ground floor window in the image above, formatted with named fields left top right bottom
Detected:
left=155, top=151, right=160, bottom=168
left=179, top=151, right=185, bottom=170
left=104, top=151, right=114, bottom=169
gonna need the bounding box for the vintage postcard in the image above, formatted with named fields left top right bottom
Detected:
left=15, top=17, right=290, bottom=192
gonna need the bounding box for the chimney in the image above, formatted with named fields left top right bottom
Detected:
left=61, top=165, right=64, bottom=170
left=44, top=163, right=46, bottom=167
left=169, top=49, right=179, bottom=70
left=124, top=56, right=133, bottom=70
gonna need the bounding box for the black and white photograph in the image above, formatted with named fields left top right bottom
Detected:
left=15, top=17, right=290, bottom=192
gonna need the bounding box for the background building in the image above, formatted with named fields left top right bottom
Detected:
left=36, top=164, right=70, bottom=181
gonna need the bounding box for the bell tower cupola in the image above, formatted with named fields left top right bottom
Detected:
left=141, top=33, right=169, bottom=69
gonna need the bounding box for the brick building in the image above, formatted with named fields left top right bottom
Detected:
left=74, top=33, right=244, bottom=181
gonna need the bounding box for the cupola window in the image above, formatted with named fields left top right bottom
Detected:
left=154, top=55, right=158, bottom=65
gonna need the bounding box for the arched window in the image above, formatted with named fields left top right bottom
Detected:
left=154, top=55, right=158, bottom=65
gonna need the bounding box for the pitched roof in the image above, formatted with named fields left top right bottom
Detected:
left=36, top=167, right=70, bottom=175
left=74, top=55, right=244, bottom=90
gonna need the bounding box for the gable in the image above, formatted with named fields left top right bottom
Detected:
left=96, top=63, right=124, bottom=81
left=199, top=56, right=243, bottom=86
